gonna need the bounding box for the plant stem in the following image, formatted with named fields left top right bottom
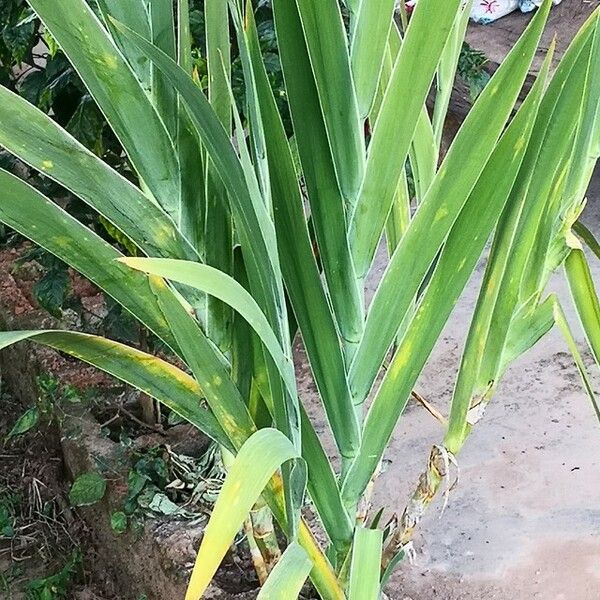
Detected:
left=243, top=519, right=269, bottom=585
left=381, top=445, right=449, bottom=568
left=250, top=499, right=281, bottom=573
left=265, top=475, right=346, bottom=600
left=356, top=460, right=382, bottom=525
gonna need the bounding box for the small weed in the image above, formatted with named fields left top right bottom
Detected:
left=0, top=491, right=20, bottom=538
left=458, top=42, right=491, bottom=100
left=37, top=374, right=82, bottom=408
left=112, top=443, right=224, bottom=535
left=0, top=565, right=24, bottom=596
left=4, top=406, right=39, bottom=443
left=68, top=472, right=107, bottom=507
left=3, top=375, right=85, bottom=447
left=25, top=550, right=81, bottom=600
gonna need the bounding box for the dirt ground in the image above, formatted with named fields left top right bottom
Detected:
left=360, top=170, right=600, bottom=600
left=0, top=391, right=118, bottom=600
left=2, top=2, right=599, bottom=599
left=1, top=114, right=599, bottom=600
left=2, top=183, right=599, bottom=600
left=2, top=181, right=599, bottom=600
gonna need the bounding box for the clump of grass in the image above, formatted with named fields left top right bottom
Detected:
left=0, top=0, right=598, bottom=598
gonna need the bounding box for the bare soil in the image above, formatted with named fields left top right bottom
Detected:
left=295, top=160, right=600, bottom=598
left=1, top=143, right=599, bottom=600
left=0, top=391, right=118, bottom=600
left=371, top=171, right=600, bottom=599
left=2, top=179, right=600, bottom=599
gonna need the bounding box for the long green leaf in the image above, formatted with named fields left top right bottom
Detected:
left=0, top=86, right=197, bottom=262
left=176, top=0, right=207, bottom=257
left=212, top=29, right=303, bottom=537
left=0, top=169, right=180, bottom=352
left=484, top=17, right=593, bottom=379
left=230, top=1, right=272, bottom=207
left=574, top=221, right=600, bottom=259
left=299, top=408, right=354, bottom=548
left=0, top=330, right=228, bottom=447
left=410, top=108, right=438, bottom=202
left=243, top=2, right=359, bottom=462
left=375, top=26, right=412, bottom=250
left=206, top=0, right=231, bottom=131
left=384, top=171, right=411, bottom=256
left=256, top=542, right=312, bottom=600
left=553, top=296, right=600, bottom=422
left=218, top=48, right=302, bottom=502
left=564, top=10, right=600, bottom=206
left=96, top=0, right=152, bottom=90
left=231, top=249, right=255, bottom=404
left=184, top=429, right=299, bottom=600
left=565, top=248, right=600, bottom=367
left=273, top=0, right=364, bottom=353
left=444, top=19, right=593, bottom=454
left=148, top=0, right=176, bottom=62
left=27, top=0, right=180, bottom=219
left=177, top=0, right=192, bottom=73
left=294, top=0, right=365, bottom=201
left=350, top=0, right=396, bottom=118
left=348, top=527, right=383, bottom=600
left=342, top=45, right=549, bottom=505
left=519, top=32, right=595, bottom=301
left=204, top=0, right=234, bottom=351
left=350, top=1, right=551, bottom=405
left=148, top=0, right=178, bottom=140
left=383, top=23, right=437, bottom=203
left=432, top=1, right=472, bottom=149
left=350, top=0, right=462, bottom=276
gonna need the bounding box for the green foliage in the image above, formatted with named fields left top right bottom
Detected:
left=0, top=492, right=19, bottom=539
left=0, top=0, right=121, bottom=169
left=33, top=268, right=70, bottom=319
left=0, top=506, right=15, bottom=538
left=110, top=510, right=128, bottom=534
left=25, top=551, right=81, bottom=600
left=457, top=42, right=491, bottom=101
left=0, top=1, right=38, bottom=84
left=4, top=406, right=39, bottom=442
left=36, top=373, right=84, bottom=434
left=1, top=0, right=285, bottom=171
left=68, top=472, right=107, bottom=507
left=117, top=444, right=224, bottom=532
left=0, top=564, right=23, bottom=595
left=37, top=373, right=82, bottom=406
left=3, top=375, right=83, bottom=451
left=0, top=1, right=598, bottom=598
left=16, top=247, right=71, bottom=318
left=122, top=448, right=170, bottom=518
